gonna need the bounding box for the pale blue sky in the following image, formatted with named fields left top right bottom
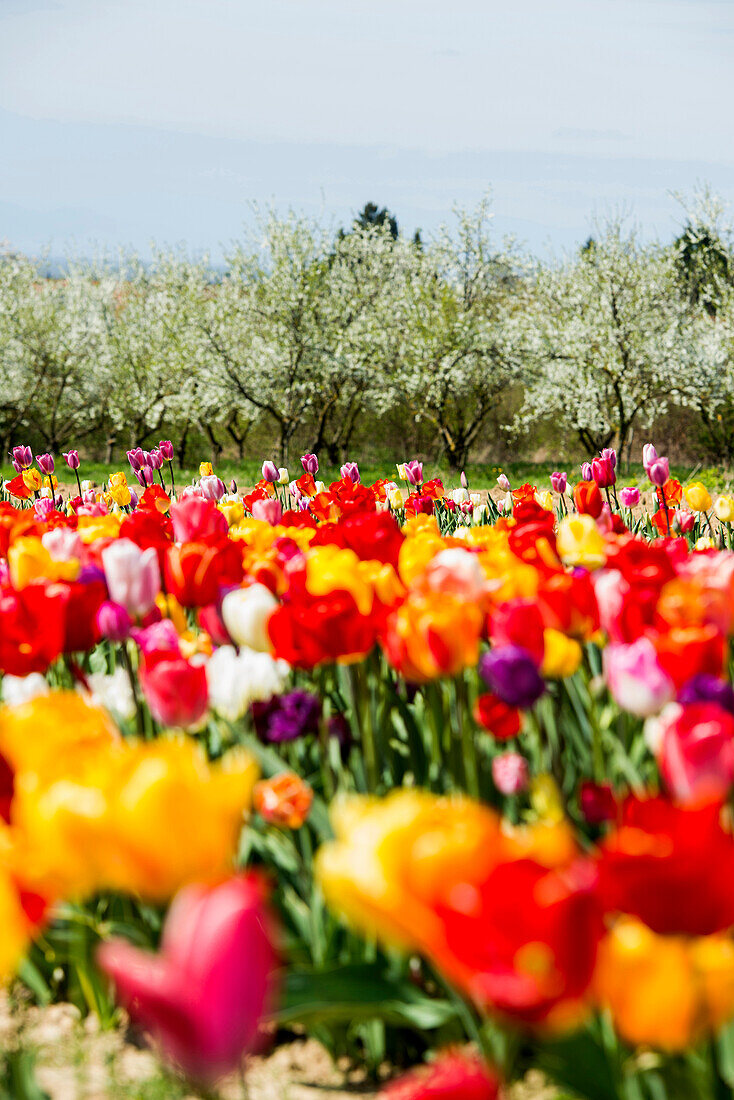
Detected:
left=2, top=0, right=734, bottom=257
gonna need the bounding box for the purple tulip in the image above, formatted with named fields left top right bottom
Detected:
left=550, top=471, right=567, bottom=494
left=404, top=460, right=424, bottom=487
left=135, top=466, right=154, bottom=487
left=252, top=690, right=321, bottom=743
left=127, top=448, right=146, bottom=472
left=11, top=445, right=32, bottom=470
left=678, top=674, right=734, bottom=715
left=230, top=479, right=237, bottom=494
left=158, top=440, right=174, bottom=462
left=63, top=450, right=80, bottom=470
left=580, top=462, right=593, bottom=481
left=340, top=462, right=360, bottom=484
left=479, top=645, right=545, bottom=709
left=36, top=453, right=54, bottom=475
left=129, top=488, right=139, bottom=508
left=96, top=600, right=133, bottom=642
left=619, top=486, right=640, bottom=508
left=301, top=453, right=319, bottom=476
left=262, top=461, right=279, bottom=484
left=601, top=447, right=617, bottom=470
left=148, top=448, right=163, bottom=471
left=648, top=457, right=670, bottom=487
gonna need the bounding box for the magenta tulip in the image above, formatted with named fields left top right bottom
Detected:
left=98, top=874, right=277, bottom=1086
left=262, top=461, right=279, bottom=483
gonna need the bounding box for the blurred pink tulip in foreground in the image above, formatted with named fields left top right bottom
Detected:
left=98, top=874, right=277, bottom=1085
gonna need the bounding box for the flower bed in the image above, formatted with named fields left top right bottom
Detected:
left=1, top=442, right=734, bottom=1098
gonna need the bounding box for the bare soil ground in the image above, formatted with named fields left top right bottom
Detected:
left=0, top=998, right=557, bottom=1100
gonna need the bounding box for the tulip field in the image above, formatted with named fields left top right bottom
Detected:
left=4, top=442, right=734, bottom=1099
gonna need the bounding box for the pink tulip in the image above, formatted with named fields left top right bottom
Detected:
left=550, top=471, right=567, bottom=494
left=262, top=461, right=279, bottom=483
left=101, top=539, right=160, bottom=617
left=603, top=637, right=674, bottom=717
left=96, top=601, right=132, bottom=642
left=496, top=474, right=511, bottom=491
left=673, top=508, right=695, bottom=534
left=591, top=455, right=615, bottom=488
left=642, top=443, right=658, bottom=471
left=251, top=497, right=283, bottom=525
left=580, top=462, right=593, bottom=481
left=200, top=475, right=226, bottom=502
left=98, top=874, right=277, bottom=1086
left=158, top=440, right=174, bottom=462
left=618, top=486, right=640, bottom=508
left=340, top=462, right=360, bottom=484
left=403, top=460, right=423, bottom=487
left=301, top=453, right=319, bottom=475
left=492, top=752, right=529, bottom=795
left=170, top=497, right=228, bottom=543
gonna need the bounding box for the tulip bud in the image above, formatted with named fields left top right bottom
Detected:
left=229, top=478, right=237, bottom=494
left=262, top=460, right=279, bottom=483
left=580, top=462, right=592, bottom=481
left=62, top=450, right=80, bottom=470
left=642, top=443, right=658, bottom=470
left=301, top=453, right=318, bottom=476
left=460, top=470, right=468, bottom=489
left=135, top=466, right=154, bottom=487
left=158, top=440, right=174, bottom=462
left=492, top=752, right=529, bottom=795
left=221, top=584, right=279, bottom=651
left=715, top=495, right=734, bottom=523
left=340, top=462, right=360, bottom=484
left=673, top=508, right=695, bottom=534
left=600, top=447, right=617, bottom=470
left=388, top=487, right=403, bottom=509
left=648, top=457, right=670, bottom=487
left=550, top=471, right=567, bottom=494
left=36, top=453, right=54, bottom=475
left=278, top=467, right=289, bottom=485
left=148, top=448, right=163, bottom=471
left=127, top=447, right=145, bottom=472
left=496, top=473, right=510, bottom=491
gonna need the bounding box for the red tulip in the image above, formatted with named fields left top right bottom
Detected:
left=140, top=651, right=209, bottom=728
left=0, top=582, right=68, bottom=675
left=379, top=1051, right=500, bottom=1099
left=657, top=702, right=734, bottom=804
left=98, top=875, right=277, bottom=1085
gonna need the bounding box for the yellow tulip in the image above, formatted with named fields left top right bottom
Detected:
left=108, top=471, right=128, bottom=490
left=306, top=546, right=373, bottom=615
left=541, top=628, right=582, bottom=678
left=536, top=490, right=554, bottom=512
left=529, top=774, right=565, bottom=824
left=714, top=495, right=734, bottom=523
left=684, top=481, right=712, bottom=513
left=556, top=515, right=606, bottom=570
left=109, top=483, right=131, bottom=507
left=595, top=918, right=734, bottom=1049
left=199, top=462, right=213, bottom=477
left=21, top=469, right=42, bottom=492
left=7, top=536, right=79, bottom=588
